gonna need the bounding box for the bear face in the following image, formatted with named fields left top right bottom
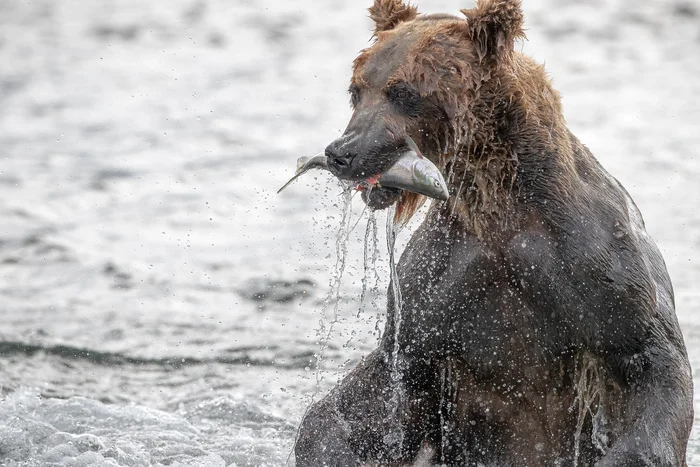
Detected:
left=324, top=0, right=528, bottom=223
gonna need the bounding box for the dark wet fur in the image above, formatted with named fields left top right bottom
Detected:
left=297, top=1, right=694, bottom=466
left=361, top=186, right=402, bottom=210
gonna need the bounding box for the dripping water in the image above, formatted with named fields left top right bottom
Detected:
left=343, top=204, right=378, bottom=351
left=314, top=187, right=354, bottom=387
left=571, top=352, right=617, bottom=467
left=289, top=188, right=354, bottom=465
left=439, top=365, right=447, bottom=464
left=384, top=203, right=406, bottom=450
left=359, top=211, right=383, bottom=341
left=386, top=205, right=404, bottom=376
left=358, top=211, right=375, bottom=317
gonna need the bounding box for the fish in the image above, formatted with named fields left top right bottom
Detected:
left=277, top=136, right=449, bottom=201
left=276, top=153, right=327, bottom=194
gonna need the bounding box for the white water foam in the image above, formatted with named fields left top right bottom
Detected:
left=0, top=387, right=295, bottom=467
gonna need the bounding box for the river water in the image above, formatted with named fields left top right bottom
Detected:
left=0, top=0, right=698, bottom=465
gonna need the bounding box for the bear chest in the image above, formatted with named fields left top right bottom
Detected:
left=391, top=224, right=562, bottom=378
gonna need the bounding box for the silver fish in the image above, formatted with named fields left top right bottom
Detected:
left=376, top=137, right=449, bottom=200
left=277, top=137, right=449, bottom=201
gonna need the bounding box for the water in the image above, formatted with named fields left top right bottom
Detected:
left=358, top=210, right=382, bottom=324
left=0, top=0, right=699, bottom=465
left=311, top=187, right=353, bottom=394
left=383, top=205, right=407, bottom=451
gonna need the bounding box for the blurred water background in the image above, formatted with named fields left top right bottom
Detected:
left=0, top=0, right=698, bottom=465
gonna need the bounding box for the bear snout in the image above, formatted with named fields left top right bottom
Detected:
left=324, top=138, right=357, bottom=179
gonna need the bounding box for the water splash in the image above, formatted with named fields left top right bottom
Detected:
left=384, top=204, right=406, bottom=451
left=344, top=208, right=382, bottom=350
left=439, top=365, right=447, bottom=465
left=358, top=211, right=381, bottom=315
left=438, top=360, right=456, bottom=464
left=343, top=204, right=378, bottom=351
left=386, top=205, right=403, bottom=378
left=368, top=212, right=385, bottom=341
left=313, top=188, right=354, bottom=387
left=571, top=353, right=618, bottom=466
left=289, top=188, right=354, bottom=465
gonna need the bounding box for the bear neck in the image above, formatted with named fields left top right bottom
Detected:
left=441, top=53, right=577, bottom=240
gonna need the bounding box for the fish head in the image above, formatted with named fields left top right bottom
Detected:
left=409, top=158, right=450, bottom=201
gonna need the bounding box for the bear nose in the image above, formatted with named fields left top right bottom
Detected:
left=325, top=140, right=356, bottom=178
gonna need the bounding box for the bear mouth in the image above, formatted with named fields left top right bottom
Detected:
left=278, top=137, right=449, bottom=209
left=360, top=185, right=403, bottom=210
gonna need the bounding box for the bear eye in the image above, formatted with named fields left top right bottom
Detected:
left=387, top=83, right=419, bottom=116
left=389, top=84, right=413, bottom=101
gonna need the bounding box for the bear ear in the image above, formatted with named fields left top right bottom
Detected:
left=461, top=0, right=525, bottom=62
left=368, top=0, right=419, bottom=37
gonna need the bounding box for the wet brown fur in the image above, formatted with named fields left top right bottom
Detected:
left=354, top=0, right=579, bottom=235
left=368, top=0, right=419, bottom=38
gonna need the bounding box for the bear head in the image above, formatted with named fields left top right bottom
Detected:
left=324, top=0, right=528, bottom=224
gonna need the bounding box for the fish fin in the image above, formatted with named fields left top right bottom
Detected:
left=277, top=172, right=303, bottom=194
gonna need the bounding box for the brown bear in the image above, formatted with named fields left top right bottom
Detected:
left=295, top=0, right=694, bottom=465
